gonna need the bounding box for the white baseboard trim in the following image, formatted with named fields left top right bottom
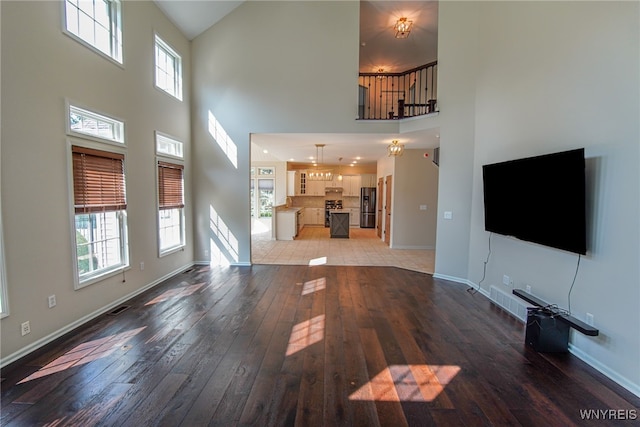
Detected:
left=391, top=245, right=435, bottom=250
left=568, top=344, right=640, bottom=398
left=0, top=262, right=194, bottom=369
left=433, top=273, right=491, bottom=297
left=192, top=260, right=252, bottom=267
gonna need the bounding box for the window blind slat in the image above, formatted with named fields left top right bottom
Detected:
left=158, top=161, right=184, bottom=210
left=72, top=146, right=126, bottom=214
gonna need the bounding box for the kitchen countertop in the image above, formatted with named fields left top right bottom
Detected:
left=276, top=205, right=304, bottom=213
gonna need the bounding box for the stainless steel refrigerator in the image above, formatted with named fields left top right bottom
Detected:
left=360, top=187, right=376, bottom=228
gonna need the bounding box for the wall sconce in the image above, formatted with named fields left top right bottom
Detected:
left=394, top=17, right=413, bottom=39
left=387, top=140, right=404, bottom=157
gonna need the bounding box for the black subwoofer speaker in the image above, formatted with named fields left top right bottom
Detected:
left=525, top=307, right=570, bottom=353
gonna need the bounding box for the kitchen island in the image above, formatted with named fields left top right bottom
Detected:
left=329, top=211, right=349, bottom=238
left=275, top=206, right=304, bottom=240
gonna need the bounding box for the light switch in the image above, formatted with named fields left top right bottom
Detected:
left=444, top=211, right=453, bottom=220
left=419, top=205, right=427, bottom=211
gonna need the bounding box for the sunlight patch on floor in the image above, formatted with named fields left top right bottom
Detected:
left=17, top=327, right=146, bottom=384
left=308, top=256, right=327, bottom=266
left=285, top=314, right=325, bottom=356
left=349, top=364, right=460, bottom=402
left=145, top=283, right=204, bottom=306
left=300, top=277, right=326, bottom=296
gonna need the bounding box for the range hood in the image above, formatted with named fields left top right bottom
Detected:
left=325, top=187, right=343, bottom=194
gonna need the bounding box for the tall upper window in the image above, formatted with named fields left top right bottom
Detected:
left=69, top=105, right=125, bottom=144
left=156, top=133, right=185, bottom=255
left=71, top=146, right=129, bottom=286
left=154, top=35, right=183, bottom=100
left=64, top=0, right=123, bottom=64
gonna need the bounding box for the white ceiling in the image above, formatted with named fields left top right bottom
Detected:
left=154, top=1, right=439, bottom=166
left=251, top=129, right=440, bottom=166
left=154, top=0, right=245, bottom=40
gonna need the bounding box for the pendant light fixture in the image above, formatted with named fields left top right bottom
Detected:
left=307, top=144, right=334, bottom=181
left=387, top=140, right=405, bottom=157
left=394, top=17, right=413, bottom=39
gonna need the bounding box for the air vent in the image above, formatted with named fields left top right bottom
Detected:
left=107, top=305, right=130, bottom=316
left=489, top=286, right=529, bottom=321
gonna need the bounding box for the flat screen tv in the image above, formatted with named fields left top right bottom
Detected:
left=482, top=148, right=587, bottom=255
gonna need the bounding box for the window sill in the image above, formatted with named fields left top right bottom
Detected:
left=75, top=265, right=130, bottom=290
left=159, top=245, right=185, bottom=258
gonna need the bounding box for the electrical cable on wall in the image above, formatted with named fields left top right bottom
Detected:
left=469, top=232, right=492, bottom=295
left=567, top=254, right=582, bottom=315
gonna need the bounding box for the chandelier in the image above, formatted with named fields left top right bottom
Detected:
left=394, top=17, right=413, bottom=39
left=387, top=140, right=405, bottom=157
left=307, top=144, right=334, bottom=181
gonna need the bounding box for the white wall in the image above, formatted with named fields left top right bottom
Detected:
left=190, top=1, right=400, bottom=265
left=439, top=1, right=640, bottom=394
left=0, top=1, right=192, bottom=363
left=392, top=149, right=439, bottom=249
left=433, top=1, right=479, bottom=279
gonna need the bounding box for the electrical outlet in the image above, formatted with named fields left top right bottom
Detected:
left=503, top=275, right=510, bottom=286
left=586, top=313, right=594, bottom=326
left=525, top=284, right=532, bottom=294
left=21, top=321, right=31, bottom=336
left=48, top=295, right=56, bottom=308
left=140, top=261, right=144, bottom=271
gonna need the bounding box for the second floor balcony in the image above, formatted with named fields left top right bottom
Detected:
left=358, top=61, right=438, bottom=121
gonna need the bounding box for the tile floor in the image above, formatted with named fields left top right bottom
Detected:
left=251, top=226, right=435, bottom=274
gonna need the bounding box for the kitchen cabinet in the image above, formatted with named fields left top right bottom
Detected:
left=349, top=208, right=360, bottom=226
left=297, top=171, right=306, bottom=195
left=287, top=171, right=296, bottom=197
left=361, top=174, right=376, bottom=188
left=342, top=175, right=361, bottom=197
left=304, top=207, right=323, bottom=226
left=276, top=208, right=301, bottom=240
left=325, top=178, right=339, bottom=188
left=306, top=179, right=325, bottom=196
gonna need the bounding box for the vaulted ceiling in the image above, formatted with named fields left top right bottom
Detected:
left=154, top=1, right=439, bottom=165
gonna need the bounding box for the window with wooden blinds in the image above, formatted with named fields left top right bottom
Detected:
left=72, top=146, right=126, bottom=213
left=158, top=161, right=184, bottom=210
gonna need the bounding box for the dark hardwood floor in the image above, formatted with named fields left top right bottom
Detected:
left=1, top=265, right=638, bottom=426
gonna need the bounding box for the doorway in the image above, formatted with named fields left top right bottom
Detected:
left=250, top=166, right=275, bottom=238
left=384, top=174, right=392, bottom=245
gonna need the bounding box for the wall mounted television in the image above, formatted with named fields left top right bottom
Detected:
left=482, top=148, right=587, bottom=255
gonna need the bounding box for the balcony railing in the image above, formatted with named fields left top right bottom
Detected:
left=358, top=61, right=437, bottom=120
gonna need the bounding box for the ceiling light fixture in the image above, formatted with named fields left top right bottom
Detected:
left=376, top=68, right=386, bottom=79
left=307, top=144, right=334, bottom=181
left=394, top=17, right=413, bottom=39
left=388, top=140, right=405, bottom=157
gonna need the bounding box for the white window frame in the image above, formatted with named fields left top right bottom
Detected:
left=251, top=167, right=276, bottom=219
left=154, top=34, right=183, bottom=100
left=67, top=101, right=125, bottom=146
left=67, top=105, right=129, bottom=289
left=155, top=131, right=184, bottom=160
left=72, top=208, right=129, bottom=288
left=62, top=0, right=123, bottom=65
left=0, top=200, right=9, bottom=318
left=156, top=133, right=185, bottom=257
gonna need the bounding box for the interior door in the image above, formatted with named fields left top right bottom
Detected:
left=377, top=177, right=383, bottom=238
left=384, top=175, right=392, bottom=245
